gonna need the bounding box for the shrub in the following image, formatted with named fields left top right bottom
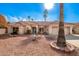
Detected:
left=0, top=24, right=5, bottom=28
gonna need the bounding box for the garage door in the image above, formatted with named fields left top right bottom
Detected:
left=52, top=28, right=58, bottom=35
left=64, top=27, right=70, bottom=35
left=52, top=27, right=70, bottom=35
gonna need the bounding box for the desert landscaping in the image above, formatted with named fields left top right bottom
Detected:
left=0, top=34, right=79, bottom=56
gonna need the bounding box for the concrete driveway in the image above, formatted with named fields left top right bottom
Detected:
left=66, top=35, right=79, bottom=40
left=45, top=34, right=79, bottom=48
left=65, top=35, right=79, bottom=48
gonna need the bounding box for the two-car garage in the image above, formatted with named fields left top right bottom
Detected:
left=48, top=24, right=71, bottom=35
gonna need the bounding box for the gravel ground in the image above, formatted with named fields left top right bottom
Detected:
left=0, top=35, right=79, bottom=56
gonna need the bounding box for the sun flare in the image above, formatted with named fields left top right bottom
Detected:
left=44, top=3, right=55, bottom=10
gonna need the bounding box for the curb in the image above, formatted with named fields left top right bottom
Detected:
left=72, top=34, right=79, bottom=37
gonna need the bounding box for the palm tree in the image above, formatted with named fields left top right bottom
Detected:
left=31, top=18, right=34, bottom=21
left=57, top=3, right=67, bottom=47
left=43, top=9, right=48, bottom=21
left=27, top=16, right=31, bottom=21
left=43, top=9, right=48, bottom=34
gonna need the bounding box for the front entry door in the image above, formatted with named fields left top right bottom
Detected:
left=39, top=28, right=44, bottom=34
left=32, top=27, right=37, bottom=34
left=12, top=27, right=18, bottom=34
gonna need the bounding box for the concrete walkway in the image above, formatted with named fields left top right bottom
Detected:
left=65, top=35, right=79, bottom=48
left=72, top=34, right=79, bottom=37
left=67, top=40, right=79, bottom=48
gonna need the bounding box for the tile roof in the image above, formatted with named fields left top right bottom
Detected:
left=9, top=21, right=75, bottom=27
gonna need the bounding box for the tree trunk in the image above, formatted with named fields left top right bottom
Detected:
left=57, top=3, right=66, bottom=47
left=44, top=9, right=48, bottom=22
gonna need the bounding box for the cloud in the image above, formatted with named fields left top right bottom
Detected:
left=6, top=15, right=19, bottom=22
left=4, top=15, right=57, bottom=22
left=18, top=17, right=26, bottom=21
left=5, top=15, right=27, bottom=22
left=23, top=18, right=26, bottom=21
left=4, top=15, right=9, bottom=22
left=18, top=17, right=23, bottom=21
left=11, top=16, right=19, bottom=22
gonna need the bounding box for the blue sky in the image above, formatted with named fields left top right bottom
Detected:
left=0, top=3, right=79, bottom=23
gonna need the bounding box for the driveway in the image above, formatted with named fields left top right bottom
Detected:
left=66, top=35, right=79, bottom=40
left=65, top=35, right=79, bottom=48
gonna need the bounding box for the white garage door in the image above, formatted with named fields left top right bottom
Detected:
left=64, top=27, right=70, bottom=35
left=52, top=27, right=70, bottom=35
left=52, top=28, right=58, bottom=35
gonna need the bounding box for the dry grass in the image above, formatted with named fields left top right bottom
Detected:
left=0, top=35, right=79, bottom=56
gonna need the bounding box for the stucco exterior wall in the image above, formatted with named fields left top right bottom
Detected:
left=52, top=27, right=58, bottom=35
left=48, top=25, right=53, bottom=35
left=0, top=28, right=6, bottom=35
left=64, top=27, right=70, bottom=35
left=8, top=27, right=13, bottom=34
left=18, top=26, right=25, bottom=35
